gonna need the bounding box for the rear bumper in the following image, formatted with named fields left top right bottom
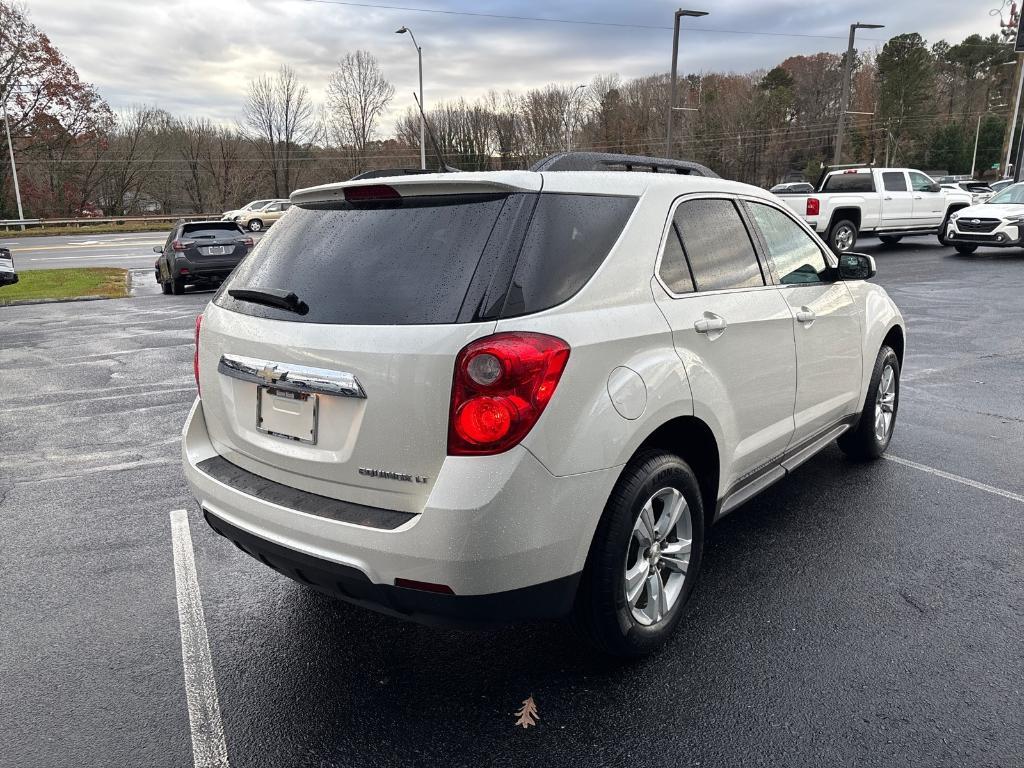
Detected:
left=173, top=255, right=245, bottom=281
left=182, top=399, right=619, bottom=624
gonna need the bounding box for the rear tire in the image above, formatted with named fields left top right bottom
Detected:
left=160, top=280, right=172, bottom=295
left=827, top=219, right=858, bottom=253
left=838, top=345, right=900, bottom=461
left=248, top=219, right=263, bottom=232
left=573, top=450, right=705, bottom=658
left=954, top=244, right=978, bottom=255
left=171, top=277, right=186, bottom=295
left=878, top=235, right=903, bottom=246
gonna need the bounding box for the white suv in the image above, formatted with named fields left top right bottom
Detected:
left=183, top=153, right=906, bottom=656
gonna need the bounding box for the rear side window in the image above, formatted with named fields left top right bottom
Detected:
left=183, top=223, right=244, bottom=239
left=671, top=198, right=764, bottom=291
left=882, top=172, right=907, bottom=192
left=821, top=173, right=874, bottom=193
left=499, top=194, right=637, bottom=318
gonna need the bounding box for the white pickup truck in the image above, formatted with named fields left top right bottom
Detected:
left=778, top=166, right=973, bottom=252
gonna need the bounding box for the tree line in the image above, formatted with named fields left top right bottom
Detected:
left=0, top=0, right=1018, bottom=219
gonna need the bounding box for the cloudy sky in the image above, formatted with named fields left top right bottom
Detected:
left=24, top=0, right=1009, bottom=132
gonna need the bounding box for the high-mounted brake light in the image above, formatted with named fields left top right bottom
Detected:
left=193, top=314, right=203, bottom=395
left=344, top=184, right=401, bottom=203
left=448, top=332, right=570, bottom=456
left=806, top=197, right=820, bottom=216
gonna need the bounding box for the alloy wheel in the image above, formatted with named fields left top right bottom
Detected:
left=874, top=364, right=897, bottom=441
left=624, top=487, right=692, bottom=626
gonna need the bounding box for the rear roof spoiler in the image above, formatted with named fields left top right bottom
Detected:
left=531, top=152, right=719, bottom=178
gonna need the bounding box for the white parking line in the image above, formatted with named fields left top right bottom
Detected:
left=170, top=509, right=230, bottom=768
left=886, top=455, right=1024, bottom=505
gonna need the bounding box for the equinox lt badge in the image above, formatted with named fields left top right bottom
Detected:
left=359, top=467, right=429, bottom=484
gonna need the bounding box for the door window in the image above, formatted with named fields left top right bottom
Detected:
left=909, top=172, right=935, bottom=192
left=747, top=202, right=829, bottom=285
left=669, top=198, right=764, bottom=291
left=882, top=172, right=908, bottom=192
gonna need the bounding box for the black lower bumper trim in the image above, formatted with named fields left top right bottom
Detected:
left=196, top=455, right=414, bottom=530
left=202, top=509, right=581, bottom=626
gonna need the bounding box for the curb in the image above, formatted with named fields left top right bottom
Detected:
left=0, top=294, right=124, bottom=307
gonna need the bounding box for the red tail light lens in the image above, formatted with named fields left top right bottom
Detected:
left=806, top=197, right=820, bottom=216
left=448, top=332, right=570, bottom=456
left=172, top=239, right=195, bottom=252
left=193, top=314, right=203, bottom=395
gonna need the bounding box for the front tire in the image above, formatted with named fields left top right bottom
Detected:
left=954, top=244, right=978, bottom=255
left=828, top=219, right=858, bottom=253
left=573, top=450, right=705, bottom=657
left=838, top=345, right=900, bottom=460
left=879, top=235, right=903, bottom=246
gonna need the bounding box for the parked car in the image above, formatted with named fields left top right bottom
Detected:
left=153, top=220, right=254, bottom=295
left=939, top=180, right=993, bottom=205
left=0, top=247, right=17, bottom=286
left=183, top=152, right=905, bottom=657
left=769, top=181, right=814, bottom=195
left=779, top=165, right=972, bottom=251
left=221, top=199, right=278, bottom=222
left=944, top=180, right=1024, bottom=254
left=235, top=200, right=291, bottom=232
left=989, top=178, right=1014, bottom=194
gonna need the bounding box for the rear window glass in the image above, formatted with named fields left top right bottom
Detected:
left=821, top=173, right=875, bottom=193
left=498, top=194, right=637, bottom=318
left=183, top=223, right=243, bottom=239
left=217, top=192, right=636, bottom=325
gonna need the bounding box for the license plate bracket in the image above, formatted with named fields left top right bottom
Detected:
left=204, top=245, right=226, bottom=256
left=256, top=386, right=318, bottom=444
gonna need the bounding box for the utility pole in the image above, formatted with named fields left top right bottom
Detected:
left=1001, top=56, right=1024, bottom=178
left=396, top=26, right=426, bottom=170
left=1, top=97, right=25, bottom=230
left=665, top=8, right=707, bottom=158
left=834, top=21, right=884, bottom=165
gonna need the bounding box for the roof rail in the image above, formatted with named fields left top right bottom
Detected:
left=530, top=152, right=719, bottom=178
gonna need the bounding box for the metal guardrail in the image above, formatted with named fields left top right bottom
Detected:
left=0, top=214, right=223, bottom=231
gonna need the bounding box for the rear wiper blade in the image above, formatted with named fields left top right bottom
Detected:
left=228, top=287, right=309, bottom=315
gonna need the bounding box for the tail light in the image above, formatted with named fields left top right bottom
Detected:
left=171, top=239, right=195, bottom=252
left=240, top=237, right=254, bottom=248
left=193, top=314, right=203, bottom=395
left=806, top=198, right=820, bottom=216
left=448, top=332, right=570, bottom=456
left=345, top=184, right=401, bottom=203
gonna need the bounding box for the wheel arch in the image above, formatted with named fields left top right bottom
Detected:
left=828, top=207, right=862, bottom=232
left=882, top=324, right=905, bottom=367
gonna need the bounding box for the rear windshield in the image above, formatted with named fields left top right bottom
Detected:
left=215, top=192, right=637, bottom=325
left=821, top=173, right=875, bottom=193
left=183, top=223, right=243, bottom=239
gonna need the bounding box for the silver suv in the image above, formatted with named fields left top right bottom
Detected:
left=183, top=153, right=906, bottom=656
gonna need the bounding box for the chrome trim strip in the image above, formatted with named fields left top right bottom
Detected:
left=218, top=354, right=367, bottom=399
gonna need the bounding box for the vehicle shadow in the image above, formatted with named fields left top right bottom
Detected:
left=213, top=446, right=937, bottom=766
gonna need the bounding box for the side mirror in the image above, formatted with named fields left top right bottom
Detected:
left=929, top=182, right=942, bottom=193
left=152, top=246, right=163, bottom=254
left=837, top=252, right=876, bottom=280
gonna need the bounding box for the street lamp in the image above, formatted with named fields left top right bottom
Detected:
left=396, top=25, right=425, bottom=170
left=834, top=22, right=884, bottom=165
left=2, top=85, right=26, bottom=230
left=666, top=8, right=708, bottom=158
left=564, top=84, right=586, bottom=152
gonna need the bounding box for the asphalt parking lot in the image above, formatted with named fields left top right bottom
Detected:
left=1, top=239, right=1022, bottom=768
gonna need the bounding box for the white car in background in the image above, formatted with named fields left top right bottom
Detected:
left=183, top=152, right=906, bottom=657
left=0, top=247, right=17, bottom=286
left=220, top=199, right=278, bottom=222
left=945, top=181, right=1024, bottom=254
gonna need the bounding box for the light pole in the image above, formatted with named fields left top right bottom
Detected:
left=2, top=88, right=26, bottom=230
left=834, top=22, right=884, bottom=166
left=564, top=84, right=586, bottom=152
left=396, top=26, right=425, bottom=170
left=666, top=8, right=708, bottom=158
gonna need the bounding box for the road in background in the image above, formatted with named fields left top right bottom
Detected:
left=1, top=241, right=1022, bottom=767
left=2, top=231, right=264, bottom=272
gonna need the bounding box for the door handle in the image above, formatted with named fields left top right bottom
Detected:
left=795, top=308, right=816, bottom=324
left=694, top=314, right=727, bottom=335
left=913, top=195, right=924, bottom=199
left=884, top=196, right=893, bottom=200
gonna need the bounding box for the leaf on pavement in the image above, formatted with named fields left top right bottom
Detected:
left=514, top=695, right=539, bottom=728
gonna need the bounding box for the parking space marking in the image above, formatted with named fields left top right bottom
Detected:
left=170, top=509, right=230, bottom=768
left=887, top=454, right=1024, bottom=505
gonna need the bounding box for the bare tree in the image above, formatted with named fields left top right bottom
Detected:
left=243, top=64, right=321, bottom=196
left=327, top=51, right=394, bottom=172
